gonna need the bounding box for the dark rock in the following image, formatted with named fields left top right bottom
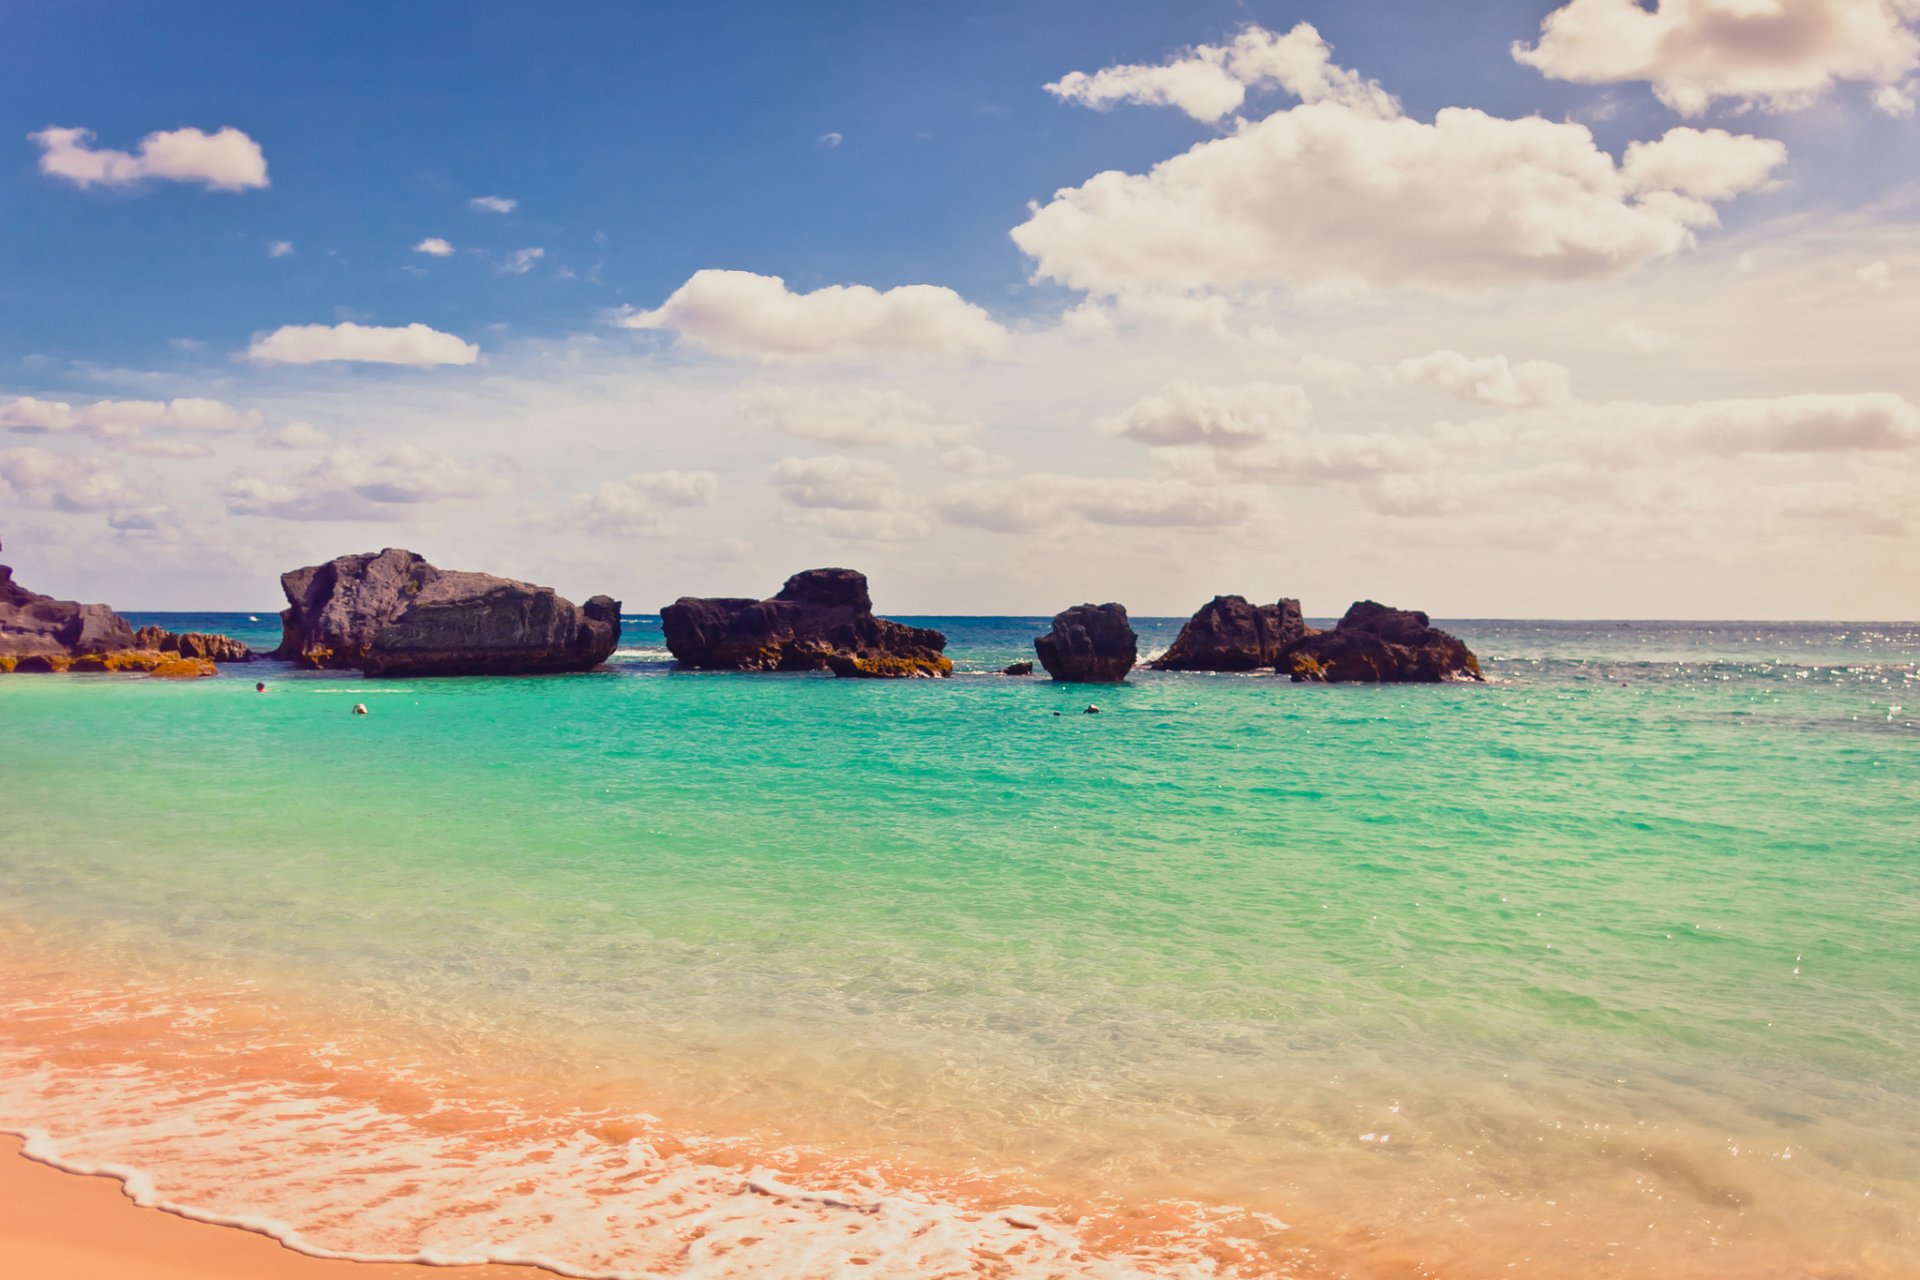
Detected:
left=271, top=548, right=620, bottom=676
left=1034, top=603, right=1136, bottom=683
left=661, top=568, right=950, bottom=678
left=1001, top=660, right=1034, bottom=676
left=1151, top=596, right=1311, bottom=671
left=133, top=625, right=254, bottom=663
left=0, top=538, right=137, bottom=661
left=1281, top=600, right=1482, bottom=683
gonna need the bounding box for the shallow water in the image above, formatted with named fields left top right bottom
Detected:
left=1, top=618, right=1916, bottom=1277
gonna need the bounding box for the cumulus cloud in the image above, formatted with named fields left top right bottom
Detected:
left=29, top=125, right=269, bottom=191
left=0, top=447, right=159, bottom=522
left=499, top=247, right=545, bottom=275
left=1046, top=22, right=1397, bottom=122
left=735, top=386, right=976, bottom=448
left=934, top=474, right=1257, bottom=533
left=0, top=395, right=260, bottom=438
left=224, top=443, right=512, bottom=521
left=563, top=469, right=719, bottom=534
left=1512, top=0, right=1920, bottom=116
left=269, top=422, right=334, bottom=450
left=770, top=454, right=907, bottom=511
left=614, top=270, right=1008, bottom=362
left=268, top=240, right=294, bottom=258
left=470, top=195, right=517, bottom=213
left=1099, top=380, right=1312, bottom=449
left=248, top=322, right=480, bottom=366
left=1012, top=95, right=1787, bottom=296
left=1395, top=352, right=1575, bottom=408
left=413, top=237, right=455, bottom=257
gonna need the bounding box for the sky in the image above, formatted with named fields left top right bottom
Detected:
left=1, top=0, right=1916, bottom=617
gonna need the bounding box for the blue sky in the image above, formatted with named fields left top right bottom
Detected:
left=2, top=1, right=1917, bottom=615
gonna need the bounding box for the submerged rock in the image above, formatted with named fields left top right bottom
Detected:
left=271, top=548, right=621, bottom=677
left=1001, top=660, right=1034, bottom=676
left=0, top=538, right=136, bottom=661
left=1034, top=603, right=1137, bottom=683
left=661, top=568, right=950, bottom=678
left=133, top=625, right=254, bottom=663
left=1281, top=601, right=1481, bottom=683
left=1151, top=595, right=1311, bottom=672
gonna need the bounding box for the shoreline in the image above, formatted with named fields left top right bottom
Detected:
left=0, top=1135, right=567, bottom=1280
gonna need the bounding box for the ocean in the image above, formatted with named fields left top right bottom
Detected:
left=1, top=615, right=1915, bottom=1278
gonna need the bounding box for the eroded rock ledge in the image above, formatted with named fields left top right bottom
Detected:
left=1282, top=601, right=1482, bottom=683
left=661, top=568, right=950, bottom=678
left=272, top=548, right=621, bottom=677
left=1150, top=596, right=1309, bottom=672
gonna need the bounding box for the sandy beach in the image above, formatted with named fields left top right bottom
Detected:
left=0, top=1136, right=555, bottom=1280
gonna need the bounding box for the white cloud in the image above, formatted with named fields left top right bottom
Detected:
left=1611, top=319, right=1672, bottom=351
left=1012, top=93, right=1785, bottom=297
left=564, top=470, right=719, bottom=534
left=29, top=125, right=269, bottom=191
left=1100, top=380, right=1313, bottom=449
left=934, top=474, right=1257, bottom=533
left=0, top=395, right=260, bottom=438
left=1046, top=22, right=1397, bottom=122
left=1395, top=351, right=1575, bottom=408
left=413, top=237, right=455, bottom=257
left=224, top=443, right=512, bottom=520
left=770, top=454, right=906, bottom=511
left=1620, top=127, right=1788, bottom=200
left=127, top=437, right=213, bottom=460
left=499, top=247, right=545, bottom=275
left=248, top=322, right=480, bottom=366
left=269, top=422, right=334, bottom=450
left=0, top=447, right=159, bottom=520
left=614, top=269, right=1008, bottom=362
left=1512, top=0, right=1920, bottom=116
left=735, top=386, right=975, bottom=448
left=1857, top=260, right=1894, bottom=288
left=817, top=131, right=844, bottom=148
left=1873, top=79, right=1918, bottom=113
left=268, top=240, right=294, bottom=258
left=470, top=195, right=517, bottom=214
left=938, top=444, right=1011, bottom=475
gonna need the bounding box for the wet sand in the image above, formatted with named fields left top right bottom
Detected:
left=0, top=1136, right=557, bottom=1280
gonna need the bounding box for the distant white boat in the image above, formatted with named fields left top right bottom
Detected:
left=249, top=615, right=260, bottom=621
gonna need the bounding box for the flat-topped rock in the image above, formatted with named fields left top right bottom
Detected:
left=132, top=625, right=254, bottom=664
left=1281, top=600, right=1481, bottom=683
left=0, top=538, right=136, bottom=660
left=1034, top=603, right=1137, bottom=683
left=661, top=568, right=950, bottom=678
left=271, top=548, right=621, bottom=676
left=1151, top=595, right=1311, bottom=672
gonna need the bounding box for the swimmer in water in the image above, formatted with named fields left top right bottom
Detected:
left=255, top=682, right=267, bottom=693
left=352, top=703, right=368, bottom=716
left=1083, top=704, right=1101, bottom=715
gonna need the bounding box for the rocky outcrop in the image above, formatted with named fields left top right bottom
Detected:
left=133, top=625, right=254, bottom=663
left=1281, top=601, right=1481, bottom=683
left=0, top=539, right=136, bottom=660
left=271, top=548, right=621, bottom=677
left=1151, top=596, right=1311, bottom=672
left=1002, top=661, right=1034, bottom=676
left=1034, top=603, right=1137, bottom=683
left=661, top=568, right=950, bottom=678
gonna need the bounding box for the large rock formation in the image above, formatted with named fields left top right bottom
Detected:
left=133, top=625, right=254, bottom=663
left=1281, top=601, right=1482, bottom=683
left=1034, top=603, right=1137, bottom=683
left=1151, top=596, right=1311, bottom=672
left=271, top=548, right=621, bottom=676
left=661, top=568, right=950, bottom=678
left=0, top=538, right=136, bottom=660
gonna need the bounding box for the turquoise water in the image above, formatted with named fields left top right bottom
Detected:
left=1, top=617, right=1916, bottom=1278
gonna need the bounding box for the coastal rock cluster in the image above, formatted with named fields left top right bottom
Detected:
left=272, top=548, right=621, bottom=677
left=133, top=626, right=255, bottom=664
left=662, top=568, right=951, bottom=678
left=1150, top=596, right=1309, bottom=672
left=0, top=538, right=216, bottom=677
